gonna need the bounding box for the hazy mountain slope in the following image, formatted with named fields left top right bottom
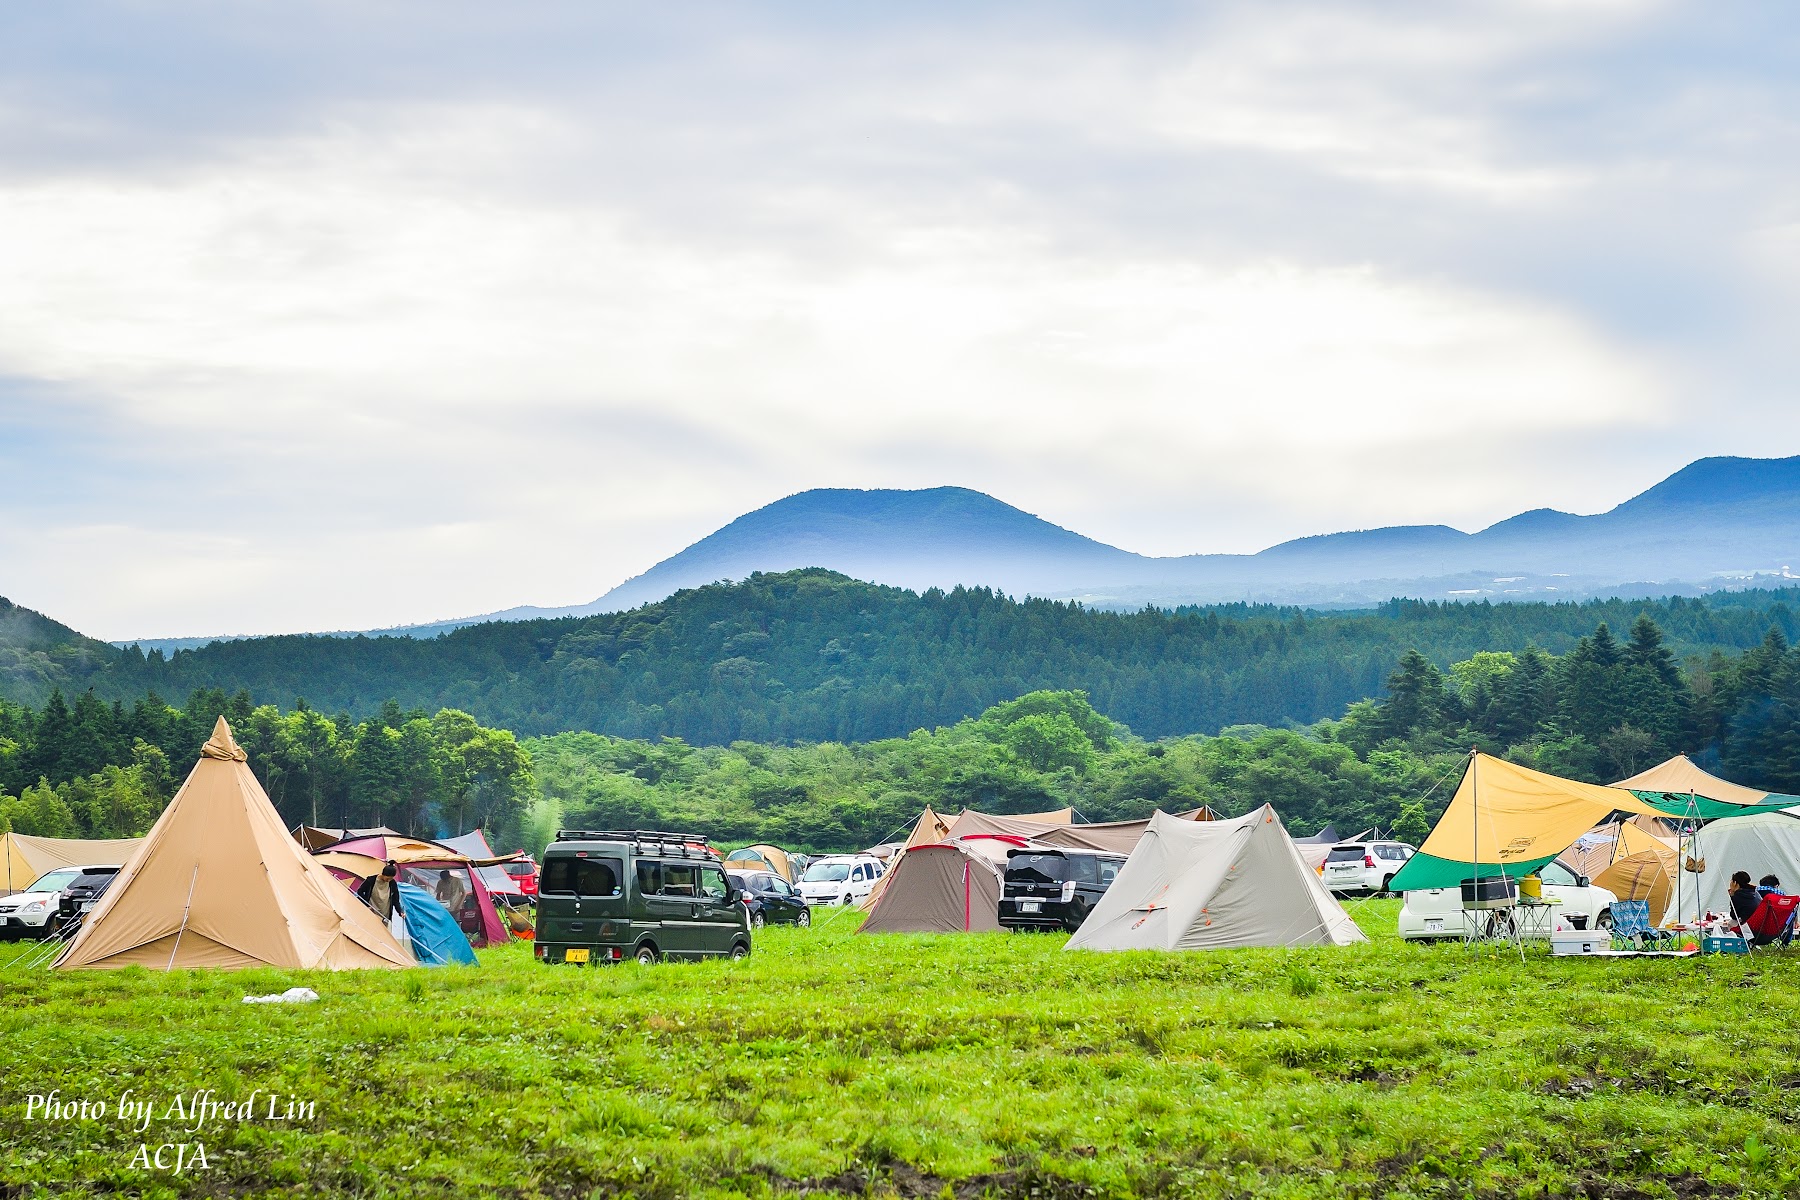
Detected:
left=0, top=596, right=120, bottom=705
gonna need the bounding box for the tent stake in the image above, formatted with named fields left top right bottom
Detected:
left=166, top=863, right=199, bottom=972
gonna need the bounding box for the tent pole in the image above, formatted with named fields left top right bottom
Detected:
left=166, top=863, right=199, bottom=972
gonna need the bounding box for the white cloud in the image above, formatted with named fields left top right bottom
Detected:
left=0, top=2, right=1794, bottom=638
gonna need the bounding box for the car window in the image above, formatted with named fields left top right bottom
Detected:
left=636, top=860, right=663, bottom=896
left=540, top=858, right=575, bottom=894
left=1070, top=856, right=1099, bottom=884
left=773, top=878, right=793, bottom=896
left=803, top=863, right=850, bottom=882
left=575, top=858, right=621, bottom=898
left=27, top=869, right=81, bottom=893
left=697, top=867, right=728, bottom=900
left=1539, top=861, right=1578, bottom=887
left=1099, top=860, right=1120, bottom=886
left=661, top=863, right=698, bottom=896
left=1326, top=846, right=1365, bottom=863
left=1377, top=846, right=1406, bottom=860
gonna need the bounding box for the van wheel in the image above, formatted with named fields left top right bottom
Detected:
left=1596, top=910, right=1612, bottom=931
left=634, top=943, right=660, bottom=965
left=730, top=942, right=751, bottom=961
left=796, top=909, right=812, bottom=928
left=752, top=912, right=765, bottom=930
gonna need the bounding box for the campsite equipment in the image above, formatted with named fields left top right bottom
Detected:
left=1, top=832, right=144, bottom=895
left=1519, top=874, right=1543, bottom=901
left=861, top=838, right=1012, bottom=934
left=998, top=847, right=1127, bottom=933
left=1609, top=900, right=1673, bottom=951
left=396, top=882, right=478, bottom=966
left=1659, top=812, right=1800, bottom=925
left=1743, top=893, right=1800, bottom=947
left=54, top=719, right=412, bottom=972
left=1703, top=935, right=1749, bottom=955
left=534, top=830, right=750, bottom=965
left=321, top=835, right=514, bottom=947
left=1551, top=932, right=1609, bottom=955
left=292, top=825, right=401, bottom=853
left=1459, top=877, right=1518, bottom=909
left=1065, top=807, right=1366, bottom=952
left=723, top=844, right=797, bottom=883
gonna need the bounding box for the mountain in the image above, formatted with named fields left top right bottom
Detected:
left=115, top=454, right=1800, bottom=651
left=0, top=596, right=121, bottom=705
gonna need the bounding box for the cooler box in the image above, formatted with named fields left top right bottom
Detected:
left=1703, top=935, right=1749, bottom=955
left=1460, top=877, right=1518, bottom=909
left=1551, top=932, right=1609, bottom=956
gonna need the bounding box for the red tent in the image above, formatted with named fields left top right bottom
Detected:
left=319, top=835, right=511, bottom=948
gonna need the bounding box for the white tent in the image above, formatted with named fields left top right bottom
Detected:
left=1670, top=811, right=1800, bottom=922
left=1066, top=806, right=1366, bottom=952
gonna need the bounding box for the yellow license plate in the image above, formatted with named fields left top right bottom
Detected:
left=565, top=948, right=590, bottom=963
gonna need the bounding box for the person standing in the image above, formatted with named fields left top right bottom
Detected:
left=358, top=860, right=405, bottom=922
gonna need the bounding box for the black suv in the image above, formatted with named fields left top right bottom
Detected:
left=54, top=866, right=123, bottom=934
left=998, top=848, right=1126, bottom=933
left=727, top=870, right=812, bottom=929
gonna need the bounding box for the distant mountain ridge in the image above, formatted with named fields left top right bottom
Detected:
left=116, top=455, right=1800, bottom=651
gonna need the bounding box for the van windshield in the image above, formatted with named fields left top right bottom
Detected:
left=1006, top=854, right=1068, bottom=885
left=802, top=863, right=850, bottom=883
left=27, top=869, right=80, bottom=893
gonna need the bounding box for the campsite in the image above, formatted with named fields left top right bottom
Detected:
left=5, top=721, right=1800, bottom=1195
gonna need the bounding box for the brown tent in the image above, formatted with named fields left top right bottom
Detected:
left=942, top=809, right=1211, bottom=855
left=860, top=840, right=1009, bottom=934
left=2, top=832, right=144, bottom=893
left=55, top=719, right=413, bottom=972
left=1615, top=755, right=1774, bottom=808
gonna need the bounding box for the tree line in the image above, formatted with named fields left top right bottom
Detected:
left=0, top=689, right=543, bottom=852
left=11, top=571, right=1800, bottom=745
left=7, top=609, right=1800, bottom=856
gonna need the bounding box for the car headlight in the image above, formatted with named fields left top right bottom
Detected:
left=21, top=898, right=48, bottom=912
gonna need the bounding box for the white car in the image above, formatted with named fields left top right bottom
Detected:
left=1398, top=860, right=1617, bottom=941
left=797, top=855, right=885, bottom=906
left=0, top=866, right=97, bottom=939
left=1321, top=841, right=1418, bottom=895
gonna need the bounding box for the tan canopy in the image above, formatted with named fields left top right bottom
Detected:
left=55, top=718, right=412, bottom=972
left=942, top=808, right=1213, bottom=855
left=1067, top=807, right=1366, bottom=952
left=2, top=832, right=144, bottom=892
left=1614, top=755, right=1774, bottom=808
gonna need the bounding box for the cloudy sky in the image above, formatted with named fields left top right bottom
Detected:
left=2, top=2, right=1797, bottom=640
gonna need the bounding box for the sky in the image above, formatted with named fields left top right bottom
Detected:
left=2, top=1, right=1798, bottom=640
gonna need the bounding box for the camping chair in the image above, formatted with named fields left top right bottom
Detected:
left=1609, top=900, right=1673, bottom=951
left=1740, top=894, right=1800, bottom=950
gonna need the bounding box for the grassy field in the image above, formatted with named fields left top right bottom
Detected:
left=3, top=900, right=1799, bottom=1199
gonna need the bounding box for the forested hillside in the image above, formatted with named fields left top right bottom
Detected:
left=12, top=571, right=1800, bottom=743
left=8, top=608, right=1800, bottom=854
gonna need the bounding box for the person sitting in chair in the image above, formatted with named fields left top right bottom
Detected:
left=1758, top=874, right=1795, bottom=946
left=1729, top=871, right=1761, bottom=923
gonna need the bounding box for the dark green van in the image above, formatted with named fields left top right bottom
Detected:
left=534, top=830, right=752, bottom=966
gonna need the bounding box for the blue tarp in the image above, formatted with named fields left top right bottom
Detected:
left=398, top=882, right=477, bottom=966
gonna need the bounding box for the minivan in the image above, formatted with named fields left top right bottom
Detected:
left=535, top=830, right=751, bottom=965
left=998, top=848, right=1127, bottom=932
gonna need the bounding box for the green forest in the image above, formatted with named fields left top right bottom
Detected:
left=7, top=603, right=1800, bottom=855
left=7, top=571, right=1800, bottom=744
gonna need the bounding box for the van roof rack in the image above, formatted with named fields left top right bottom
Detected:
left=552, top=830, right=715, bottom=857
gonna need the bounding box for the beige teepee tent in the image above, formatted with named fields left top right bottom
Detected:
left=1067, top=806, right=1366, bottom=952
left=54, top=718, right=413, bottom=972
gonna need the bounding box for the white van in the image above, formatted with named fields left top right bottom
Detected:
left=1397, top=860, right=1617, bottom=941
left=797, top=855, right=885, bottom=906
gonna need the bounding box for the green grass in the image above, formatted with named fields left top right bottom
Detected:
left=3, top=901, right=1799, bottom=1198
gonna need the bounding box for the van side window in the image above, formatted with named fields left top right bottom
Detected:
left=698, top=867, right=727, bottom=900
left=1071, top=856, right=1099, bottom=884
left=1099, top=860, right=1120, bottom=886
left=576, top=858, right=621, bottom=897
left=661, top=864, right=698, bottom=896
left=541, top=858, right=576, bottom=894
left=636, top=861, right=663, bottom=896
